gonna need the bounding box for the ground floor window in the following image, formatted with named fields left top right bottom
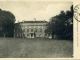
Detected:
left=27, top=34, right=29, bottom=36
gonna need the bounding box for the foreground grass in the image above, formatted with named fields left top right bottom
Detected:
left=0, top=37, right=73, bottom=58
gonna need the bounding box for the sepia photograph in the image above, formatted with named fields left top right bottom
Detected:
left=0, top=0, right=73, bottom=58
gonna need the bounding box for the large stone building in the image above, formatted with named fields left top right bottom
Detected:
left=14, top=19, right=49, bottom=38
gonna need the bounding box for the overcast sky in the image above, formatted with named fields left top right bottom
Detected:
left=0, top=1, right=72, bottom=23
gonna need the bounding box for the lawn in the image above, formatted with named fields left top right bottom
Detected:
left=0, top=37, right=73, bottom=58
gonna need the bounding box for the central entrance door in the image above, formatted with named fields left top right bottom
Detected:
left=30, top=33, right=34, bottom=38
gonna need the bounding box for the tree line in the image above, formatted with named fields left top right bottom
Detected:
left=45, top=5, right=73, bottom=40
left=0, top=5, right=73, bottom=40
left=0, top=9, right=15, bottom=37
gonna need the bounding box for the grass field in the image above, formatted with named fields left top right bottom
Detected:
left=0, top=37, right=73, bottom=58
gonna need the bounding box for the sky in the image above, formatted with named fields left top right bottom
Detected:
left=0, top=1, right=73, bottom=23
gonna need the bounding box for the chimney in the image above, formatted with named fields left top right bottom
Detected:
left=34, top=18, right=36, bottom=21
left=44, top=19, right=45, bottom=22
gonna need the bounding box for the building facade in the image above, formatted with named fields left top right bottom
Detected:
left=14, top=19, right=49, bottom=38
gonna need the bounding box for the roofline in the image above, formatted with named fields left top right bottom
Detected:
left=15, top=20, right=48, bottom=24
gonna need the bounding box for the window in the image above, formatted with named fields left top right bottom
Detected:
left=23, top=29, right=25, bottom=32
left=27, top=34, right=29, bottom=36
left=33, top=26, right=35, bottom=28
left=38, top=26, right=40, bottom=28
left=31, top=26, right=33, bottom=28
left=21, top=28, right=22, bottom=32
left=40, top=26, right=42, bottom=28
left=35, top=29, right=37, bottom=32
left=17, top=34, right=18, bottom=37
left=35, top=26, right=37, bottom=28
left=17, top=29, right=18, bottom=32
left=27, top=29, right=29, bottom=32
left=20, top=33, right=21, bottom=37
left=31, top=29, right=33, bottom=32
left=40, top=29, right=42, bottom=32
left=27, top=26, right=29, bottom=28
left=25, top=26, right=27, bottom=28
left=17, top=29, right=20, bottom=32
left=29, top=26, right=31, bottom=28
left=21, top=25, right=23, bottom=27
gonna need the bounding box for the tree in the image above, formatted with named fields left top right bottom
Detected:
left=0, top=9, right=15, bottom=37
left=45, top=5, right=73, bottom=40
left=14, top=23, right=23, bottom=38
left=64, top=5, right=73, bottom=40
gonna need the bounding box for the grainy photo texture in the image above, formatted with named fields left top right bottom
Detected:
left=0, top=1, right=73, bottom=58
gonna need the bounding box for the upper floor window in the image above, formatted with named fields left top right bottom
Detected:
left=35, top=29, right=37, bottom=32
left=38, top=26, right=40, bottom=28
left=31, top=29, right=33, bottom=32
left=27, top=29, right=29, bottom=32
left=33, top=26, right=35, bottom=28
left=21, top=25, right=23, bottom=27
left=40, top=29, right=42, bottom=32
left=40, top=26, right=42, bottom=28
left=27, top=26, right=29, bottom=28
left=29, top=26, right=31, bottom=28
left=35, top=26, right=37, bottom=28
left=17, top=29, right=20, bottom=32
left=23, top=29, right=25, bottom=32
left=31, top=26, right=33, bottom=28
